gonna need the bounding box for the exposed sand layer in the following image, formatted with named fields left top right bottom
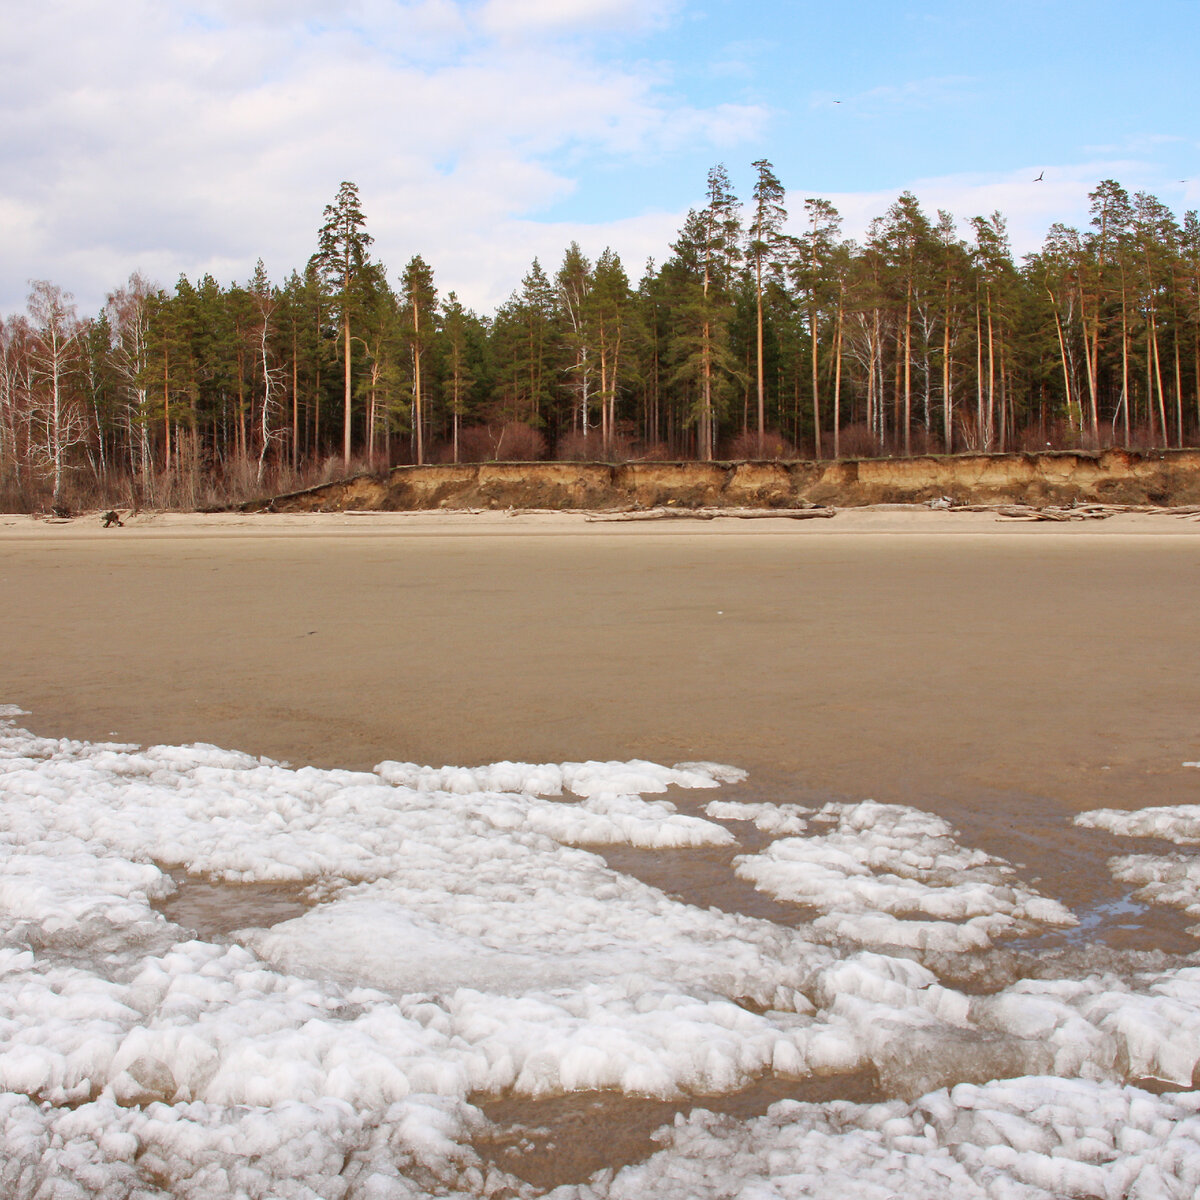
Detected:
left=242, top=448, right=1200, bottom=512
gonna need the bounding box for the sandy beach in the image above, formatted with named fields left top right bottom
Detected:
left=3, top=507, right=1198, bottom=811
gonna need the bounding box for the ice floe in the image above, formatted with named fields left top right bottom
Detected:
left=732, top=799, right=1076, bottom=953
left=1076, top=803, right=1200, bottom=845
left=704, top=799, right=812, bottom=835
left=555, top=1078, right=1200, bottom=1200
left=1076, top=797, right=1200, bottom=939
left=1107, top=855, right=1200, bottom=934
left=3, top=713, right=1200, bottom=1197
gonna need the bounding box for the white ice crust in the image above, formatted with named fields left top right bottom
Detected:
left=556, top=1078, right=1200, bottom=1200
left=704, top=799, right=811, bottom=835
left=1077, top=798, right=1200, bottom=937
left=3, top=715, right=1200, bottom=1198
left=1076, top=803, right=1200, bottom=845
left=734, top=800, right=1076, bottom=952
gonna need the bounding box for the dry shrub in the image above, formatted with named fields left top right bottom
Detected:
left=725, top=428, right=796, bottom=461
left=1012, top=425, right=1057, bottom=453
left=455, top=426, right=497, bottom=462
left=1124, top=422, right=1172, bottom=453
left=0, top=471, right=36, bottom=513
left=455, top=422, right=547, bottom=462
left=908, top=427, right=944, bottom=456
left=834, top=423, right=883, bottom=459
left=555, top=429, right=637, bottom=462
left=554, top=429, right=600, bottom=461
left=629, top=441, right=673, bottom=461
left=493, top=422, right=546, bottom=461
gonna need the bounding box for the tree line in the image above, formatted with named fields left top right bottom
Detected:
left=2, top=170, right=1198, bottom=511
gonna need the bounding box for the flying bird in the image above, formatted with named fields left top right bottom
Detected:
left=1034, top=171, right=1044, bottom=182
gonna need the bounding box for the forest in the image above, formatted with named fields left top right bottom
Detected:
left=1, top=167, right=1198, bottom=512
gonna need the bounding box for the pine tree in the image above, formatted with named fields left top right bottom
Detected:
left=795, top=198, right=842, bottom=456
left=440, top=292, right=478, bottom=463
left=318, top=181, right=373, bottom=467
left=748, top=160, right=788, bottom=456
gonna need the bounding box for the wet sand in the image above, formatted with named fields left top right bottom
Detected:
left=3, top=508, right=1198, bottom=815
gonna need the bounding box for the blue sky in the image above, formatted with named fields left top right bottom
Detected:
left=1, top=0, right=1196, bottom=318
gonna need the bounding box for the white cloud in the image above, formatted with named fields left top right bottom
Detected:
left=0, top=0, right=736, bottom=316
left=478, top=0, right=678, bottom=36
left=789, top=162, right=1154, bottom=259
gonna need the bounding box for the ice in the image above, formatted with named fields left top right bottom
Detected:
left=1075, top=799, right=1200, bottom=935
left=1108, top=854, right=1200, bottom=931
left=554, top=1079, right=1200, bottom=1200
left=1075, top=803, right=1200, bottom=845
left=5, top=710, right=1200, bottom=1197
left=733, top=800, right=1075, bottom=953
left=704, top=799, right=812, bottom=836
left=374, top=758, right=744, bottom=800
left=0, top=1091, right=498, bottom=1200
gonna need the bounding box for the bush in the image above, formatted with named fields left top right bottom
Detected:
left=493, top=422, right=547, bottom=461
left=834, top=423, right=883, bottom=459
left=724, top=428, right=796, bottom=461
left=455, top=422, right=547, bottom=462
left=555, top=429, right=637, bottom=462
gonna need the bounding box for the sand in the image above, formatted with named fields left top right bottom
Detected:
left=3, top=507, right=1199, bottom=910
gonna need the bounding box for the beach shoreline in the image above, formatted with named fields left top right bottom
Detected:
left=6, top=504, right=1200, bottom=539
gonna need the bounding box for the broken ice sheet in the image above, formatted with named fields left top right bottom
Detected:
left=4, top=712, right=1200, bottom=1197
left=731, top=799, right=1076, bottom=954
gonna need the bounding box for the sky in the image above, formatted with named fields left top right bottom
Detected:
left=2, top=0, right=1197, bottom=319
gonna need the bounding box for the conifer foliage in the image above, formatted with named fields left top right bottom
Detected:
left=3, top=173, right=1200, bottom=511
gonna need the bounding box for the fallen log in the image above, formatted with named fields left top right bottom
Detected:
left=586, top=506, right=836, bottom=523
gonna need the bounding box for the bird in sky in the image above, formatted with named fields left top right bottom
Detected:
left=1034, top=171, right=1044, bottom=182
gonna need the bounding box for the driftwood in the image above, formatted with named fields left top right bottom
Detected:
left=947, top=501, right=1200, bottom=521
left=586, top=506, right=836, bottom=523
left=995, top=504, right=1132, bottom=521
left=342, top=508, right=486, bottom=516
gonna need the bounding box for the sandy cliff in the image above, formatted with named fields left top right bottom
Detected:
left=246, top=448, right=1200, bottom=513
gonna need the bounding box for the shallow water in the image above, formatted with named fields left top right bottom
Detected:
left=5, top=527, right=1200, bottom=1196
left=474, top=1072, right=884, bottom=1190
left=153, top=869, right=314, bottom=938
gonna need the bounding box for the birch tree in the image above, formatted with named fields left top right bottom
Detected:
left=401, top=255, right=437, bottom=465
left=27, top=281, right=85, bottom=506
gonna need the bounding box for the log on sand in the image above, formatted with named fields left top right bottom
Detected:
left=585, top=506, right=837, bottom=523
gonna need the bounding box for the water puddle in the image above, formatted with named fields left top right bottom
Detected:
left=473, top=1070, right=882, bottom=1190
left=152, top=869, right=313, bottom=939
left=596, top=785, right=821, bottom=926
